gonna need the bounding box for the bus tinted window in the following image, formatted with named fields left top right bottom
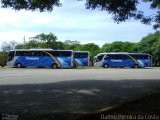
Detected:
left=24, top=51, right=32, bottom=56
left=130, top=54, right=149, bottom=59
left=109, top=55, right=117, bottom=59
left=97, top=54, right=105, bottom=61
left=142, top=55, right=149, bottom=59
left=106, top=54, right=129, bottom=59
left=74, top=53, right=88, bottom=58
left=48, top=51, right=61, bottom=56
left=8, top=51, right=15, bottom=61
left=16, top=51, right=32, bottom=56
left=32, top=51, right=49, bottom=56
left=16, top=51, right=24, bottom=56
left=60, top=51, right=72, bottom=56
left=47, top=51, right=72, bottom=56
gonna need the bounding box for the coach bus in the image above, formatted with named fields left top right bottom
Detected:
left=6, top=49, right=74, bottom=68
left=93, top=52, right=152, bottom=68
left=74, top=51, right=90, bottom=67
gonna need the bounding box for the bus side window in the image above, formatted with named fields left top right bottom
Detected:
left=52, top=51, right=61, bottom=56
left=117, top=55, right=123, bottom=59
left=96, top=54, right=105, bottom=62
left=104, top=55, right=109, bottom=60
left=109, top=55, right=113, bottom=59
left=27, top=51, right=32, bottom=56
left=24, top=51, right=32, bottom=56
left=122, top=55, right=127, bottom=59
left=42, top=51, right=49, bottom=56
left=32, top=51, right=42, bottom=56
left=16, top=51, right=24, bottom=56
left=31, top=51, right=35, bottom=56
left=112, top=55, right=117, bottom=59
left=60, top=51, right=72, bottom=56
left=138, top=55, right=142, bottom=59
left=74, top=53, right=79, bottom=58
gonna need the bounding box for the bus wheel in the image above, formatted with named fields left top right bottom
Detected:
left=103, top=64, right=109, bottom=68
left=134, top=64, right=138, bottom=68
left=51, top=64, right=57, bottom=69
left=16, top=63, right=22, bottom=68
left=1, top=64, right=4, bottom=67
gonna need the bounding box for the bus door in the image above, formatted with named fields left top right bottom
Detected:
left=94, top=54, right=105, bottom=67
left=6, top=51, right=15, bottom=66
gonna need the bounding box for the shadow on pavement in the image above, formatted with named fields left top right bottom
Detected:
left=0, top=80, right=160, bottom=120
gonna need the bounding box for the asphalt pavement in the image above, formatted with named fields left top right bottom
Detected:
left=0, top=67, right=160, bottom=120
left=0, top=67, right=160, bottom=85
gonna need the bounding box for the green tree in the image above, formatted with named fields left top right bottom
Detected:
left=136, top=31, right=160, bottom=66
left=64, top=40, right=82, bottom=50
left=82, top=43, right=101, bottom=60
left=30, top=33, right=58, bottom=49
left=15, top=44, right=26, bottom=49
left=15, top=33, right=67, bottom=50
left=0, top=52, right=7, bottom=67
left=1, top=40, right=17, bottom=52
left=55, top=41, right=65, bottom=50
left=1, top=0, right=159, bottom=29
left=25, top=40, right=39, bottom=49
left=101, top=41, right=135, bottom=52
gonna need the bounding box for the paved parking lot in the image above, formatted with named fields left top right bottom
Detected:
left=0, top=67, right=160, bottom=119
left=0, top=67, right=160, bottom=85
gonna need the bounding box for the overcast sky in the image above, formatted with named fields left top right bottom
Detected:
left=0, top=0, right=158, bottom=48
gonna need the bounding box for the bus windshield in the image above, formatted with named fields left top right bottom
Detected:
left=7, top=51, right=15, bottom=61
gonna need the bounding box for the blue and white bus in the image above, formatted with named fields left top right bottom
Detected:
left=6, top=49, right=74, bottom=68
left=74, top=51, right=90, bottom=67
left=93, top=52, right=152, bottom=68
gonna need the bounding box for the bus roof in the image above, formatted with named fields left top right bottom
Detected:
left=96, top=52, right=151, bottom=56
left=10, top=49, right=73, bottom=52
left=74, top=51, right=89, bottom=53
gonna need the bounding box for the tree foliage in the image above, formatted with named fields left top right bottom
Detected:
left=1, top=0, right=61, bottom=12
left=2, top=31, right=160, bottom=66
left=101, top=31, right=160, bottom=66
left=64, top=40, right=82, bottom=50
left=101, top=41, right=136, bottom=52
left=1, top=0, right=160, bottom=29
left=0, top=52, right=7, bottom=66
left=1, top=40, right=17, bottom=52
left=82, top=43, right=101, bottom=59
left=29, top=33, right=58, bottom=49
left=135, top=31, right=160, bottom=66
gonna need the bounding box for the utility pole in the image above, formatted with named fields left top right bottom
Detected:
left=23, top=35, right=26, bottom=49
left=23, top=35, right=26, bottom=43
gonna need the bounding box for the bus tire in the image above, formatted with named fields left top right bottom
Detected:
left=73, top=62, right=77, bottom=68
left=1, top=63, right=4, bottom=67
left=103, top=64, right=109, bottom=68
left=51, top=63, right=57, bottom=69
left=134, top=64, right=138, bottom=68
left=16, top=63, right=22, bottom=68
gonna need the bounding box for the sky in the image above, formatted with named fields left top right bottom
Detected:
left=0, top=0, right=158, bottom=49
